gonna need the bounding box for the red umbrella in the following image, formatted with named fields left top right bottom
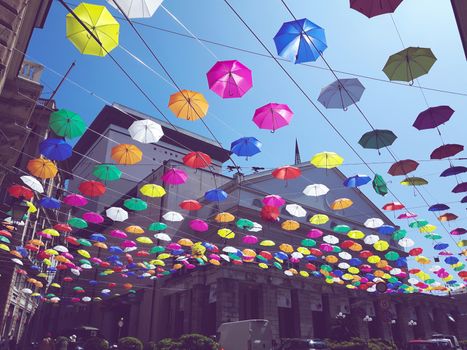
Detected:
left=261, top=205, right=279, bottom=221
left=382, top=202, right=405, bottom=211
left=179, top=200, right=202, bottom=211
left=388, top=159, right=419, bottom=176
left=8, top=184, right=33, bottom=200
left=0, top=230, right=12, bottom=238
left=65, top=236, right=80, bottom=246
left=430, top=144, right=464, bottom=159
left=78, top=180, right=106, bottom=197
left=183, top=151, right=212, bottom=169
left=54, top=223, right=72, bottom=233
left=272, top=166, right=301, bottom=180
left=409, top=247, right=423, bottom=256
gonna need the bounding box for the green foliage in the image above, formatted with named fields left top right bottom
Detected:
left=326, top=338, right=397, bottom=350
left=118, top=337, right=144, bottom=350
left=83, top=337, right=109, bottom=350
left=154, top=334, right=218, bottom=350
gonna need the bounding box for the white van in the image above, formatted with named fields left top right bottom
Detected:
left=218, top=319, right=273, bottom=350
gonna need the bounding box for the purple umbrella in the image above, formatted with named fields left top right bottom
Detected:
left=413, top=106, right=454, bottom=131
left=440, top=166, right=467, bottom=177
left=452, top=182, right=467, bottom=193
left=253, top=103, right=293, bottom=132
left=350, top=0, right=403, bottom=18
left=162, top=168, right=188, bottom=185
left=450, top=228, right=466, bottom=236
left=82, top=212, right=104, bottom=224
left=461, top=196, right=467, bottom=204
left=430, top=144, right=464, bottom=159
left=63, top=194, right=88, bottom=207
left=189, top=219, right=209, bottom=232
left=206, top=60, right=253, bottom=99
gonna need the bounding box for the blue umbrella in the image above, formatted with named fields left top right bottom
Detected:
left=38, top=197, right=61, bottom=209
left=274, top=252, right=289, bottom=261
left=108, top=247, right=123, bottom=255
left=90, top=233, right=107, bottom=242
left=204, top=189, right=228, bottom=202
left=433, top=243, right=449, bottom=250
left=16, top=246, right=28, bottom=257
left=230, top=137, right=262, bottom=158
left=318, top=78, right=365, bottom=110
left=445, top=256, right=459, bottom=265
left=39, top=138, right=72, bottom=161
left=343, top=174, right=371, bottom=188
left=428, top=203, right=450, bottom=211
left=378, top=225, right=395, bottom=235
left=349, top=258, right=362, bottom=266
left=274, top=18, right=327, bottom=64
left=440, top=166, right=467, bottom=177
left=395, top=257, right=407, bottom=268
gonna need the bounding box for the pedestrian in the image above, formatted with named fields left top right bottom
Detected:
left=38, top=333, right=54, bottom=350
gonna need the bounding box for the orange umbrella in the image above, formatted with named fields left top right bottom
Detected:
left=27, top=158, right=57, bottom=179
left=111, top=144, right=142, bottom=165
left=125, top=225, right=144, bottom=234
left=330, top=198, right=353, bottom=211
left=168, top=90, right=209, bottom=121
left=281, top=220, right=300, bottom=231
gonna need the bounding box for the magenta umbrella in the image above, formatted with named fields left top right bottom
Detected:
left=413, top=106, right=454, bottom=131
left=162, top=168, right=188, bottom=185
left=189, top=219, right=209, bottom=232
left=450, top=228, right=466, bottom=236
left=253, top=103, right=293, bottom=132
left=430, top=144, right=464, bottom=160
left=242, top=235, right=259, bottom=244
left=37, top=231, right=52, bottom=239
left=350, top=0, right=403, bottom=18
left=121, top=240, right=137, bottom=248
left=397, top=212, right=418, bottom=219
left=207, top=60, right=253, bottom=99
left=319, top=243, right=333, bottom=252
left=63, top=194, right=88, bottom=207
left=110, top=230, right=127, bottom=239
left=167, top=243, right=182, bottom=250
left=82, top=212, right=104, bottom=224
left=262, top=194, right=285, bottom=207
left=307, top=229, right=323, bottom=238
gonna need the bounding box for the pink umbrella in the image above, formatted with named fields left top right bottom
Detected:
left=90, top=257, right=102, bottom=264
left=37, top=231, right=52, bottom=239
left=82, top=212, right=104, bottom=224
left=439, top=251, right=453, bottom=256
left=450, top=227, right=466, bottom=235
left=242, top=235, right=259, bottom=244
left=207, top=60, right=252, bottom=99
left=162, top=168, right=188, bottom=185
left=262, top=194, right=285, bottom=207
left=61, top=252, right=74, bottom=260
left=189, top=219, right=209, bottom=232
left=253, top=103, right=293, bottom=132
left=307, top=229, right=323, bottom=238
left=167, top=243, right=182, bottom=250
left=209, top=253, right=220, bottom=260
left=397, top=212, right=418, bottom=219
left=121, top=240, right=137, bottom=248
left=110, top=230, right=127, bottom=239
left=63, top=194, right=88, bottom=207
left=319, top=243, right=333, bottom=252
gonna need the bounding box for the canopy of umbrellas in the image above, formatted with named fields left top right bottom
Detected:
left=1, top=0, right=465, bottom=303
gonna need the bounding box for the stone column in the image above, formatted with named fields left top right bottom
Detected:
left=216, top=278, right=239, bottom=325
left=395, top=302, right=412, bottom=344
left=262, top=284, right=279, bottom=340
left=374, top=300, right=393, bottom=341
left=433, top=307, right=449, bottom=334
left=415, top=305, right=433, bottom=339
left=297, top=289, right=314, bottom=338
left=190, top=284, right=207, bottom=334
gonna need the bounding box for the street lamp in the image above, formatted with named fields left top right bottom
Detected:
left=408, top=320, right=417, bottom=327
left=391, top=319, right=396, bottom=324
left=117, top=317, right=124, bottom=339
left=336, top=312, right=346, bottom=319
left=363, top=315, right=373, bottom=322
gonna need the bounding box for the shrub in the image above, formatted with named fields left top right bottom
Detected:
left=155, top=338, right=179, bottom=350
left=83, top=337, right=109, bottom=350
left=155, top=334, right=218, bottom=350
left=118, top=337, right=144, bottom=350
left=326, top=338, right=397, bottom=350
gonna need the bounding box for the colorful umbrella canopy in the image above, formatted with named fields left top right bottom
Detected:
left=388, top=159, right=419, bottom=176
left=106, top=207, right=128, bottom=222
left=451, top=228, right=466, bottom=236
left=364, top=218, right=384, bottom=228
left=66, top=3, right=119, bottom=57
left=310, top=152, right=343, bottom=169
left=452, top=182, right=467, bottom=193
left=162, top=211, right=184, bottom=222
left=413, top=106, right=454, bottom=131
left=205, top=189, right=228, bottom=202
left=63, top=194, right=88, bottom=207
left=382, top=202, right=405, bottom=211
left=20, top=175, right=44, bottom=193
left=162, top=168, right=188, bottom=185
left=440, top=166, right=467, bottom=177
left=272, top=166, right=301, bottom=181
left=400, top=177, right=428, bottom=186
left=430, top=144, right=464, bottom=159
left=8, top=185, right=33, bottom=200
left=140, top=184, right=166, bottom=197
left=330, top=198, right=353, bottom=210
left=303, top=184, right=329, bottom=197
left=350, top=0, right=403, bottom=18
left=183, top=152, right=212, bottom=169
left=49, top=109, right=86, bottom=139
left=383, top=47, right=437, bottom=83
left=82, top=212, right=104, bottom=224
left=111, top=144, right=143, bottom=165
left=39, top=139, right=72, bottom=161
left=124, top=198, right=148, bottom=211
left=274, top=18, right=327, bottom=63
left=309, top=214, right=329, bottom=225
left=428, top=203, right=450, bottom=212
left=438, top=213, right=458, bottom=222
left=318, top=78, right=365, bottom=110
left=285, top=204, right=307, bottom=218
left=38, top=197, right=61, bottom=209
left=358, top=129, right=397, bottom=152
left=261, top=206, right=279, bottom=221
left=253, top=103, right=293, bottom=132
left=128, top=119, right=164, bottom=144
left=372, top=174, right=388, bottom=196
left=206, top=60, right=253, bottom=99
left=262, top=195, right=285, bottom=207
left=168, top=90, right=208, bottom=121
left=107, top=0, right=162, bottom=18
left=230, top=137, right=262, bottom=158
left=344, top=174, right=371, bottom=188
left=189, top=219, right=209, bottom=232
left=79, top=181, right=106, bottom=197
left=215, top=212, right=235, bottom=223
left=92, top=164, right=122, bottom=181
left=27, top=158, right=57, bottom=179
left=179, top=200, right=202, bottom=211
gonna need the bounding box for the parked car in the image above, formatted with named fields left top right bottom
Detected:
left=279, top=338, right=330, bottom=350
left=431, top=334, right=462, bottom=350
left=407, top=339, right=455, bottom=350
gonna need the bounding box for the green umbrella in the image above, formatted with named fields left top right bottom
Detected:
left=320, top=264, right=332, bottom=272
left=124, top=198, right=148, bottom=211
left=424, top=234, right=442, bottom=240
left=92, top=164, right=122, bottom=181
left=79, top=259, right=91, bottom=265
left=332, top=224, right=350, bottom=233
left=273, top=261, right=282, bottom=270
left=49, top=109, right=86, bottom=139
left=149, top=246, right=165, bottom=254
left=332, top=246, right=342, bottom=253
left=358, top=129, right=397, bottom=152
left=385, top=251, right=399, bottom=261
left=77, top=238, right=92, bottom=247
left=372, top=174, right=388, bottom=196
left=68, top=217, right=88, bottom=229
left=236, top=218, right=254, bottom=229
left=301, top=239, right=316, bottom=247
left=383, top=47, right=437, bottom=83
left=148, top=222, right=167, bottom=231
left=409, top=220, right=429, bottom=228
left=392, top=229, right=407, bottom=240
left=0, top=236, right=10, bottom=244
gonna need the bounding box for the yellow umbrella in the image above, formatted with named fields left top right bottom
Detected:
left=125, top=225, right=144, bottom=234
left=217, top=228, right=235, bottom=239
left=136, top=236, right=153, bottom=244
left=310, top=151, right=344, bottom=169
left=330, top=198, right=353, bottom=211
left=281, top=220, right=300, bottom=231
left=66, top=3, right=119, bottom=57
left=297, top=247, right=310, bottom=255
left=150, top=259, right=165, bottom=266
left=347, top=230, right=365, bottom=239
left=140, top=184, right=166, bottom=198
left=400, top=177, right=428, bottom=186
left=178, top=238, right=193, bottom=247
left=279, top=243, right=293, bottom=254
left=77, top=249, right=90, bottom=258
left=45, top=249, right=58, bottom=256
left=373, top=240, right=389, bottom=252
left=111, top=144, right=142, bottom=165
left=309, top=214, right=329, bottom=225
left=27, top=158, right=57, bottom=179
left=43, top=229, right=60, bottom=237
left=260, top=240, right=275, bottom=247
left=367, top=255, right=380, bottom=264
left=25, top=201, right=37, bottom=214
left=419, top=224, right=436, bottom=233
left=214, top=212, right=235, bottom=223
left=415, top=256, right=431, bottom=264
left=300, top=271, right=309, bottom=278
left=258, top=263, right=269, bottom=269
left=168, top=90, right=209, bottom=121
left=50, top=283, right=61, bottom=288
left=0, top=244, right=10, bottom=252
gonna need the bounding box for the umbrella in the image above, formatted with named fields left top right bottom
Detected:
left=38, top=197, right=61, bottom=209
left=154, top=233, right=171, bottom=242
left=397, top=212, right=417, bottom=219
left=68, top=217, right=88, bottom=229
left=63, top=194, right=88, bottom=207
left=183, top=152, right=212, bottom=169
left=8, top=185, right=33, bottom=200
left=310, top=152, right=343, bottom=169
left=162, top=168, right=188, bottom=185
left=344, top=174, right=371, bottom=188
left=382, top=202, right=405, bottom=211
left=124, top=198, right=148, bottom=211
left=303, top=184, right=329, bottom=197
left=128, top=119, right=164, bottom=144
left=309, top=214, right=329, bottom=225
left=318, top=78, right=365, bottom=110
left=27, top=158, right=57, bottom=179
left=218, top=228, right=235, bottom=239
left=111, top=144, right=143, bottom=165
left=261, top=206, right=279, bottom=222
left=431, top=144, right=464, bottom=160
left=148, top=222, right=167, bottom=231
left=252, top=103, right=293, bottom=132
left=140, top=184, right=166, bottom=197
left=440, top=166, right=467, bottom=177
left=383, top=47, right=437, bottom=83
left=49, top=109, right=86, bottom=139
left=190, top=219, right=209, bottom=232
left=400, top=177, right=428, bottom=186
left=20, top=175, right=44, bottom=193
left=205, top=189, right=228, bottom=202
left=110, top=229, right=127, bottom=238
left=242, top=235, right=258, bottom=245
left=272, top=166, right=301, bottom=181
left=285, top=204, right=306, bottom=218
left=66, top=3, right=119, bottom=57
left=92, top=164, right=122, bottom=181
left=413, top=106, right=454, bottom=131
left=462, top=196, right=467, bottom=204
left=39, top=139, right=72, bottom=161
left=358, top=129, right=397, bottom=152
left=236, top=218, right=254, bottom=230
left=79, top=181, right=106, bottom=197
left=372, top=174, right=388, bottom=196
left=428, top=203, right=450, bottom=212
left=179, top=200, right=202, bottom=211
left=262, top=195, right=285, bottom=207
left=168, top=90, right=208, bottom=121
left=350, top=0, right=403, bottom=18
left=450, top=228, right=466, bottom=236
left=438, top=213, right=458, bottom=222
left=452, top=182, right=467, bottom=193
left=274, top=18, right=327, bottom=63
left=364, top=218, right=384, bottom=228
left=82, top=212, right=104, bottom=224
left=215, top=212, right=235, bottom=223
left=206, top=60, right=252, bottom=98
left=230, top=137, right=262, bottom=158
left=330, top=198, right=353, bottom=210
left=106, top=207, right=128, bottom=222
left=163, top=211, right=184, bottom=222
left=388, top=159, right=419, bottom=176
left=107, top=0, right=162, bottom=18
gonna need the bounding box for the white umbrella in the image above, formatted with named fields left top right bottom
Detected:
left=220, top=254, right=230, bottom=262
left=108, top=0, right=163, bottom=18
left=222, top=246, right=238, bottom=253
left=3, top=217, right=25, bottom=226
left=338, top=252, right=352, bottom=260
left=408, top=278, right=419, bottom=285
left=82, top=296, right=91, bottom=302
left=106, top=207, right=129, bottom=222
left=124, top=246, right=137, bottom=253
left=285, top=204, right=307, bottom=218
left=247, top=222, right=262, bottom=232
left=53, top=245, right=69, bottom=253
left=323, top=235, right=339, bottom=244
left=398, top=237, right=414, bottom=248
left=11, top=258, right=23, bottom=265
left=364, top=218, right=384, bottom=229
left=163, top=211, right=184, bottom=222
left=128, top=119, right=164, bottom=143
left=389, top=268, right=402, bottom=275
left=70, top=268, right=81, bottom=276
left=303, top=184, right=329, bottom=197
left=338, top=262, right=350, bottom=269
left=81, top=264, right=92, bottom=270
left=291, top=252, right=303, bottom=259
left=154, top=233, right=171, bottom=241
left=20, top=175, right=44, bottom=193
left=364, top=234, right=380, bottom=245
left=22, top=288, right=33, bottom=295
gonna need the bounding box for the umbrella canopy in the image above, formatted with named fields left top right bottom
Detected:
left=205, top=189, right=228, bottom=202
left=309, top=214, right=329, bottom=225
left=179, top=200, right=202, bottom=211
left=140, top=184, right=166, bottom=197
left=66, top=3, right=119, bottom=57
left=372, top=174, right=388, bottom=196
left=358, top=129, right=397, bottom=151
left=92, top=164, right=122, bottom=181
left=230, top=137, right=262, bottom=158
left=79, top=181, right=106, bottom=197
left=318, top=78, right=365, bottom=110
left=430, top=144, right=464, bottom=159
left=438, top=213, right=458, bottom=222
left=350, top=0, right=403, bottom=18
left=39, top=139, right=72, bottom=161
left=253, top=103, right=293, bottom=132
left=272, top=166, right=301, bottom=181
left=190, top=219, right=209, bottom=232
left=215, top=212, right=235, bottom=223
left=330, top=198, right=353, bottom=210
left=20, top=175, right=44, bottom=193
left=82, top=212, right=104, bottom=224
left=452, top=182, right=467, bottom=193
left=383, top=47, right=437, bottom=83
left=163, top=211, right=184, bottom=222
left=168, top=90, right=208, bottom=121
left=262, top=195, right=285, bottom=207
left=428, top=203, right=450, bottom=212
left=38, top=197, right=61, bottom=209
left=413, top=106, right=454, bottom=131
left=440, top=166, right=467, bottom=177
left=63, top=194, right=88, bottom=207
left=124, top=198, right=148, bottom=211
left=310, top=152, right=343, bottom=169
left=285, top=204, right=307, bottom=218
left=106, top=207, right=128, bottom=222
left=27, top=158, right=57, bottom=179
left=206, top=60, right=253, bottom=98
left=400, top=177, right=428, bottom=186
left=162, top=168, right=188, bottom=185
left=274, top=18, right=327, bottom=63
left=49, top=109, right=86, bottom=139
left=364, top=218, right=384, bottom=228
left=182, top=152, right=212, bottom=169
left=107, top=0, right=162, bottom=18
left=344, top=174, right=371, bottom=188
left=261, top=206, right=279, bottom=221
left=111, top=144, right=143, bottom=165
left=388, top=159, right=419, bottom=176
left=382, top=202, right=405, bottom=211
left=8, top=185, right=33, bottom=200
left=128, top=119, right=164, bottom=144
left=303, top=184, right=329, bottom=197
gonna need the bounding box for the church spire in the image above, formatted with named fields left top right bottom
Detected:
left=294, top=138, right=301, bottom=165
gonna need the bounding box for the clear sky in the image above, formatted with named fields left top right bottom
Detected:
left=27, top=0, right=466, bottom=288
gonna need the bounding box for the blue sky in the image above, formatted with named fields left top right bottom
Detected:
left=27, top=0, right=466, bottom=287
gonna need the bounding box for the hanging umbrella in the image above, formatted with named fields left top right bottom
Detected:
left=82, top=212, right=104, bottom=224
left=261, top=206, right=279, bottom=222
left=388, top=159, right=419, bottom=176
left=68, top=217, right=88, bottom=229
left=20, top=175, right=44, bottom=193
left=27, top=158, right=57, bottom=179
left=128, top=119, right=164, bottom=144
left=438, top=213, right=458, bottom=222
left=383, top=47, right=437, bottom=83
left=214, top=212, right=235, bottom=223
left=162, top=211, right=184, bottom=222
left=49, top=109, right=86, bottom=139
left=372, top=174, right=388, bottom=196
left=148, top=222, right=167, bottom=231
left=183, top=152, right=211, bottom=169
left=206, top=60, right=252, bottom=99
left=452, top=182, right=467, bottom=193
left=382, top=202, right=405, bottom=211
left=162, top=168, right=188, bottom=185
left=310, top=152, right=343, bottom=169
left=252, top=103, right=293, bottom=132
left=262, top=195, right=285, bottom=207
left=400, top=177, right=428, bottom=186
left=124, top=198, right=148, bottom=211
left=92, top=164, right=122, bottom=182
left=450, top=228, right=466, bottom=236
left=281, top=220, right=300, bottom=231
left=272, top=166, right=301, bottom=181
left=168, top=90, right=208, bottom=121
left=358, top=129, right=397, bottom=153
left=274, top=18, right=327, bottom=63
left=190, top=219, right=209, bottom=232
left=309, top=214, right=329, bottom=225
left=236, top=218, right=254, bottom=230
left=7, top=185, right=33, bottom=200
left=413, top=106, right=454, bottom=131
left=107, top=0, right=162, bottom=19
left=154, top=233, right=171, bottom=242
left=440, top=166, right=467, bottom=177
left=39, top=139, right=72, bottom=161
left=110, top=229, right=127, bottom=239
left=350, top=0, right=403, bottom=18
left=462, top=196, right=467, bottom=204
left=364, top=218, right=384, bottom=229
left=179, top=200, right=202, bottom=211
left=397, top=212, right=417, bottom=219
left=230, top=137, right=262, bottom=158
left=79, top=181, right=106, bottom=197
left=318, top=78, right=365, bottom=110
left=218, top=228, right=235, bottom=239
left=330, top=198, right=353, bottom=211
left=38, top=197, right=61, bottom=209
left=285, top=204, right=306, bottom=218
left=344, top=174, right=371, bottom=188
left=205, top=189, right=228, bottom=202
left=125, top=225, right=144, bottom=234
left=140, top=184, right=166, bottom=197
left=303, top=184, right=329, bottom=197
left=428, top=203, right=450, bottom=212
left=430, top=144, right=463, bottom=159
left=106, top=207, right=128, bottom=222
left=63, top=193, right=88, bottom=207
left=66, top=3, right=119, bottom=57
left=111, top=144, right=142, bottom=165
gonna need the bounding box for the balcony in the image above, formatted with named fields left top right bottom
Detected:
left=18, top=60, right=44, bottom=83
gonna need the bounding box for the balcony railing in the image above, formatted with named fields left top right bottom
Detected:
left=19, top=60, right=44, bottom=83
